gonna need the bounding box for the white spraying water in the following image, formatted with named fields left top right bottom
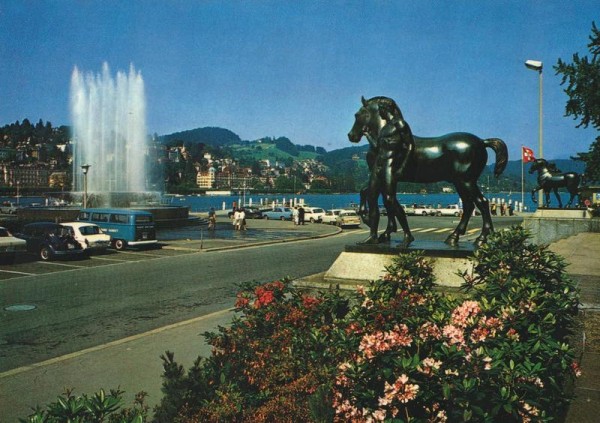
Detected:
left=70, top=63, right=148, bottom=195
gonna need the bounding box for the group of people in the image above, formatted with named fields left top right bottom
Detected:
left=292, top=206, right=305, bottom=225
left=231, top=208, right=247, bottom=230
left=490, top=201, right=514, bottom=216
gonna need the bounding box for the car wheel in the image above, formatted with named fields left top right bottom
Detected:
left=310, top=217, right=315, bottom=223
left=454, top=212, right=460, bottom=217
left=280, top=216, right=286, bottom=221
left=264, top=215, right=269, bottom=220
left=436, top=211, right=441, bottom=216
left=422, top=211, right=427, bottom=216
left=113, top=239, right=127, bottom=250
left=39, top=246, right=52, bottom=261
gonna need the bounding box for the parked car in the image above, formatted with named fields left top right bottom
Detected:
left=336, top=210, right=362, bottom=228
left=321, top=209, right=343, bottom=224
left=414, top=204, right=437, bottom=216
left=61, top=222, right=112, bottom=252
left=400, top=204, right=416, bottom=215
left=0, top=226, right=27, bottom=263
left=303, top=206, right=326, bottom=223
left=0, top=201, right=19, bottom=214
left=434, top=204, right=462, bottom=217
left=227, top=206, right=264, bottom=219
left=262, top=207, right=293, bottom=220
left=16, top=222, right=86, bottom=261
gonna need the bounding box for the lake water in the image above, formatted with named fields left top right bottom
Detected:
left=2, top=191, right=579, bottom=214
left=164, top=191, right=568, bottom=213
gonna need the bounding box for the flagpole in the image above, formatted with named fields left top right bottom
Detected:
left=521, top=146, right=525, bottom=208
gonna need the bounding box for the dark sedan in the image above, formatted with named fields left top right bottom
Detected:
left=16, top=222, right=87, bottom=261
left=227, top=206, right=264, bottom=219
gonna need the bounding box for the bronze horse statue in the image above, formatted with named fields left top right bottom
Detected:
left=348, top=96, right=508, bottom=246
left=529, top=158, right=582, bottom=208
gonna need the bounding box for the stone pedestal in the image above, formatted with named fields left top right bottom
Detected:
left=294, top=241, right=475, bottom=291
left=523, top=208, right=596, bottom=245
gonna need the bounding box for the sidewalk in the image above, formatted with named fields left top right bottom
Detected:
left=549, top=232, right=600, bottom=423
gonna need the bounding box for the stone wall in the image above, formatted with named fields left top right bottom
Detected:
left=522, top=209, right=599, bottom=244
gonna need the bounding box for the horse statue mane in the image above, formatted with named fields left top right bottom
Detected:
left=362, top=96, right=404, bottom=120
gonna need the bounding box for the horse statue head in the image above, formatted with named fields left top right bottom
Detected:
left=528, top=158, right=548, bottom=174
left=347, top=96, right=404, bottom=143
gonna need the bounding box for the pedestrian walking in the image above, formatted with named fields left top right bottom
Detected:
left=298, top=206, right=305, bottom=225
left=208, top=207, right=216, bottom=230
left=240, top=208, right=247, bottom=231
left=293, top=207, right=299, bottom=225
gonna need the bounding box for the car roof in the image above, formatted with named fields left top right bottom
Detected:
left=80, top=208, right=152, bottom=215
left=23, top=222, right=62, bottom=228
left=61, top=221, right=100, bottom=228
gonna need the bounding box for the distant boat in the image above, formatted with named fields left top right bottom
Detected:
left=205, top=190, right=232, bottom=196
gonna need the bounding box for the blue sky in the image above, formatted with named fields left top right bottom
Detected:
left=0, top=1, right=598, bottom=160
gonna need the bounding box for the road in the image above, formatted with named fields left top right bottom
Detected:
left=0, top=215, right=521, bottom=372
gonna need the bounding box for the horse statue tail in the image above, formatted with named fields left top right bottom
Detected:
left=484, top=138, right=508, bottom=178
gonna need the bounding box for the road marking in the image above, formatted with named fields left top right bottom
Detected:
left=0, top=308, right=234, bottom=379
left=467, top=228, right=480, bottom=234
left=433, top=228, right=452, bottom=233
left=417, top=228, right=438, bottom=233
left=36, top=261, right=86, bottom=268
left=115, top=250, right=165, bottom=258
left=0, top=269, right=36, bottom=276
left=90, top=256, right=131, bottom=262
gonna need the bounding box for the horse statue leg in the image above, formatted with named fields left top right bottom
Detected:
left=531, top=187, right=540, bottom=204
left=378, top=202, right=397, bottom=242
left=445, top=182, right=474, bottom=246
left=392, top=196, right=414, bottom=247
left=553, top=188, right=563, bottom=208
left=471, top=183, right=494, bottom=246
left=362, top=178, right=381, bottom=244
left=358, top=186, right=371, bottom=228
left=544, top=189, right=551, bottom=208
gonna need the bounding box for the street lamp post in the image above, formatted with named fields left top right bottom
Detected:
left=81, top=164, right=91, bottom=208
left=525, top=59, right=543, bottom=206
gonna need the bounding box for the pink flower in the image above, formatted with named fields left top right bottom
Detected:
left=418, top=322, right=442, bottom=340
left=442, top=324, right=465, bottom=348
left=470, top=327, right=489, bottom=343
left=417, top=357, right=442, bottom=375
left=359, top=325, right=412, bottom=360
left=506, top=328, right=520, bottom=341
left=370, top=409, right=387, bottom=421
left=451, top=300, right=481, bottom=328
left=379, top=374, right=419, bottom=405
left=571, top=361, right=582, bottom=377
left=483, top=356, right=492, bottom=370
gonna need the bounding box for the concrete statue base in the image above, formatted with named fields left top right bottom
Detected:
left=293, top=241, right=475, bottom=292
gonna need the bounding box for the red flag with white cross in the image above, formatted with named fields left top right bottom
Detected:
left=522, top=146, right=535, bottom=163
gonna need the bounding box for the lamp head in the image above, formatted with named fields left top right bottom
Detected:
left=81, top=164, right=91, bottom=175
left=525, top=60, right=543, bottom=72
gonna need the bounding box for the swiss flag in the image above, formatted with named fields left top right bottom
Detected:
left=522, top=146, right=536, bottom=163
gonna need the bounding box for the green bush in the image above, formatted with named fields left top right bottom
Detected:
left=21, top=388, right=148, bottom=423
left=155, top=227, right=581, bottom=422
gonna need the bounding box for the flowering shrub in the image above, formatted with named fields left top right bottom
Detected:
left=155, top=228, right=580, bottom=422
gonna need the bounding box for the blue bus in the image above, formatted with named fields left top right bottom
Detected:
left=77, top=208, right=157, bottom=250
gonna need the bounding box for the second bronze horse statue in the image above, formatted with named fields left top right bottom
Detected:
left=529, top=158, right=582, bottom=208
left=348, top=96, right=508, bottom=246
